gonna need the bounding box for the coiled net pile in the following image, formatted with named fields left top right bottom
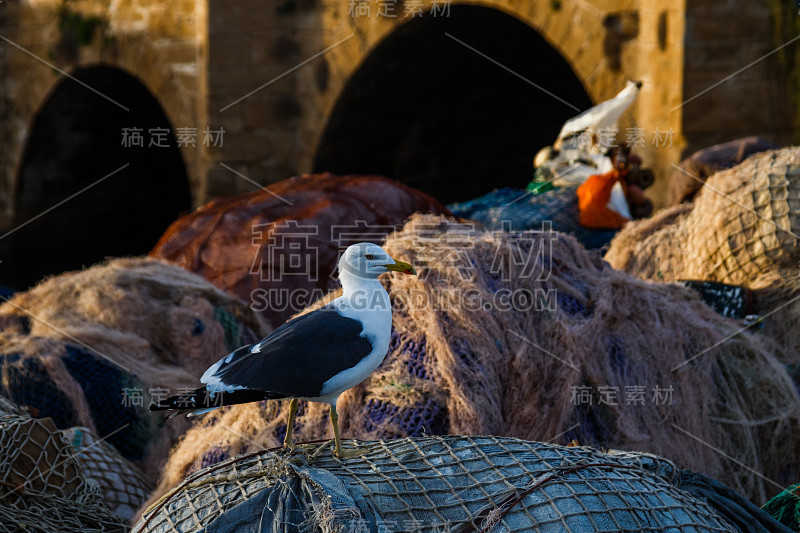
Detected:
left=0, top=395, right=125, bottom=533
left=605, top=148, right=800, bottom=285
left=605, top=148, right=800, bottom=360
left=134, top=436, right=793, bottom=533
left=150, top=173, right=450, bottom=327
left=0, top=257, right=266, bottom=480
left=143, top=214, right=800, bottom=511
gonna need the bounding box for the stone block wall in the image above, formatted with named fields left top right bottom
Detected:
left=0, top=0, right=795, bottom=223
left=204, top=0, right=684, bottom=204
left=682, top=0, right=792, bottom=154
left=0, top=0, right=205, bottom=224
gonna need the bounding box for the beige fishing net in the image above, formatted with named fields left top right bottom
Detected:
left=0, top=396, right=125, bottom=532
left=605, top=148, right=800, bottom=285
left=0, top=257, right=267, bottom=481
left=142, top=214, right=800, bottom=513
left=63, top=426, right=152, bottom=523
left=605, top=147, right=800, bottom=360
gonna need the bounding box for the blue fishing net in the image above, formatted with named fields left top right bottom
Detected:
left=62, top=344, right=152, bottom=461
left=448, top=186, right=618, bottom=250
left=389, top=330, right=433, bottom=381
left=557, top=292, right=589, bottom=317
left=198, top=446, right=230, bottom=470
left=607, top=335, right=626, bottom=376
left=364, top=396, right=447, bottom=438
left=0, top=352, right=78, bottom=428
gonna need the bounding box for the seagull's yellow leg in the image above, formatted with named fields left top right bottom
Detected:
left=330, top=403, right=343, bottom=455
left=283, top=398, right=298, bottom=448
left=330, top=403, right=369, bottom=459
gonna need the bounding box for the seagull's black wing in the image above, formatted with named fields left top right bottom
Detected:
left=202, top=304, right=374, bottom=398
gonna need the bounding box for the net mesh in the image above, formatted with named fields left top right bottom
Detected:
left=665, top=137, right=779, bottom=206
left=606, top=148, right=800, bottom=285
left=447, top=186, right=618, bottom=250
left=144, top=214, right=800, bottom=512
left=0, top=257, right=267, bottom=481
left=0, top=397, right=125, bottom=533
left=0, top=348, right=78, bottom=428
left=132, top=436, right=740, bottom=533
left=62, top=344, right=148, bottom=460
left=63, top=426, right=152, bottom=523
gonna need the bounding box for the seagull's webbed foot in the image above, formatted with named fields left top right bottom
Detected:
left=306, top=439, right=370, bottom=461
left=282, top=442, right=317, bottom=464
left=334, top=445, right=370, bottom=459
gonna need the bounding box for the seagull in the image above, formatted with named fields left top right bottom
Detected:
left=151, top=242, right=415, bottom=458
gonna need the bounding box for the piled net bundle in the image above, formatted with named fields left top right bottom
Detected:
left=0, top=395, right=125, bottom=533
left=447, top=186, right=618, bottom=250
left=605, top=147, right=800, bottom=361
left=665, top=137, right=778, bottom=206
left=762, top=482, right=800, bottom=531
left=150, top=173, right=450, bottom=328
left=133, top=436, right=791, bottom=533
left=63, top=426, right=152, bottom=523
left=0, top=257, right=266, bottom=479
left=605, top=148, right=800, bottom=285
left=144, top=214, right=800, bottom=511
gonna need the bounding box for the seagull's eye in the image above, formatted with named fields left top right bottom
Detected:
left=365, top=254, right=375, bottom=260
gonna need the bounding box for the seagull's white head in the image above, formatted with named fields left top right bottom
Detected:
left=337, top=242, right=416, bottom=282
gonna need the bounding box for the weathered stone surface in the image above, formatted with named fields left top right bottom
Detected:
left=0, top=0, right=793, bottom=224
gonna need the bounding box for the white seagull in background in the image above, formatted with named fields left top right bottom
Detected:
left=152, top=242, right=416, bottom=458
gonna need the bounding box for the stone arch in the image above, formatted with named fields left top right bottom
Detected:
left=3, top=65, right=191, bottom=289
left=312, top=4, right=594, bottom=203
left=1, top=0, right=204, bottom=220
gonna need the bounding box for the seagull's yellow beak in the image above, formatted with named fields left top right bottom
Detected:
left=383, top=259, right=416, bottom=275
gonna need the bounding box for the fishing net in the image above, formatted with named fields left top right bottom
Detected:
left=144, top=214, right=800, bottom=512
left=762, top=482, right=800, bottom=532
left=747, top=270, right=800, bottom=374
left=605, top=148, right=800, bottom=286
left=133, top=436, right=794, bottom=533
left=605, top=147, right=800, bottom=360
left=150, top=173, right=450, bottom=328
left=680, top=281, right=753, bottom=319
left=0, top=257, right=267, bottom=480
left=447, top=186, right=617, bottom=250
left=0, top=396, right=125, bottom=533
left=63, top=426, right=152, bottom=523
left=666, top=137, right=778, bottom=205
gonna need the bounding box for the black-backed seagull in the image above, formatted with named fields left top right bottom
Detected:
left=151, top=242, right=416, bottom=458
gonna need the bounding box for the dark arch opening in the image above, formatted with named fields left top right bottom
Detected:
left=4, top=66, right=191, bottom=289
left=313, top=5, right=593, bottom=204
